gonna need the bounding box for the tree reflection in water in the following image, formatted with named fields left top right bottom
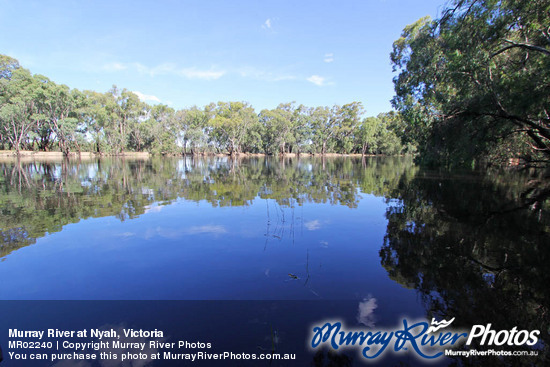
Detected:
left=0, top=156, right=414, bottom=257
left=381, top=169, right=550, bottom=366
left=1, top=156, right=547, bottom=365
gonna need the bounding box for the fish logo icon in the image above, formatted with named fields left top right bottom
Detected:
left=427, top=317, right=456, bottom=333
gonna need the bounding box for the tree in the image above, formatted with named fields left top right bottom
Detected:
left=376, top=112, right=405, bottom=155
left=290, top=104, right=312, bottom=155
left=311, top=106, right=337, bottom=155
left=0, top=55, right=20, bottom=80
left=78, top=91, right=114, bottom=154
left=38, top=81, right=83, bottom=156
left=357, top=117, right=378, bottom=156
left=0, top=68, right=40, bottom=155
left=381, top=169, right=550, bottom=365
left=148, top=104, right=176, bottom=154
left=1, top=55, right=411, bottom=157
left=210, top=102, right=257, bottom=155
left=174, top=106, right=209, bottom=155
left=391, top=0, right=550, bottom=168
left=102, top=87, right=145, bottom=154
left=258, top=106, right=293, bottom=155
left=274, top=103, right=297, bottom=154
left=335, top=102, right=364, bottom=154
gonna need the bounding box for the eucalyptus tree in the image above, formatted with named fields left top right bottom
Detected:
left=240, top=114, right=262, bottom=154
left=290, top=104, right=312, bottom=155
left=0, top=54, right=412, bottom=157
left=175, top=106, right=209, bottom=155
left=78, top=90, right=114, bottom=154
left=128, top=107, right=153, bottom=152
left=148, top=104, right=176, bottom=154
left=210, top=102, right=257, bottom=155
left=257, top=109, right=275, bottom=154
left=174, top=109, right=189, bottom=154
left=1, top=55, right=85, bottom=155
left=357, top=117, right=379, bottom=156
left=310, top=106, right=338, bottom=155
left=391, top=0, right=550, bottom=167
left=36, top=80, right=84, bottom=156
left=258, top=106, right=292, bottom=155
left=0, top=55, right=20, bottom=80
left=376, top=112, right=405, bottom=155
left=274, top=103, right=297, bottom=154
left=106, top=86, right=145, bottom=154
left=0, top=67, right=40, bottom=154
left=335, top=102, right=364, bottom=154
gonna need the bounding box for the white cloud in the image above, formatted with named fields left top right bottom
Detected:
left=307, top=75, right=326, bottom=86
left=144, top=204, right=163, bottom=213
left=135, top=62, right=226, bottom=80
left=133, top=91, right=161, bottom=103
left=238, top=67, right=296, bottom=82
left=176, top=68, right=225, bottom=80
left=186, top=225, right=227, bottom=235
left=324, top=53, right=334, bottom=63
left=304, top=220, right=321, bottom=230
left=102, top=62, right=127, bottom=71
left=262, top=18, right=272, bottom=30
left=102, top=61, right=225, bottom=80
left=134, top=62, right=152, bottom=74
left=357, top=297, right=377, bottom=328
left=116, top=232, right=135, bottom=238
left=144, top=225, right=228, bottom=240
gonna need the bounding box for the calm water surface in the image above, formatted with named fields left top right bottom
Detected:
left=0, top=156, right=548, bottom=365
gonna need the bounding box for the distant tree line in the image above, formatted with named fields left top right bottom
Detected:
left=391, top=0, right=549, bottom=169
left=0, top=55, right=412, bottom=157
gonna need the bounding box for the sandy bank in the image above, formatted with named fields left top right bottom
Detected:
left=0, top=150, right=150, bottom=162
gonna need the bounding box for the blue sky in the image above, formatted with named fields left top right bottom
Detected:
left=1, top=0, right=445, bottom=116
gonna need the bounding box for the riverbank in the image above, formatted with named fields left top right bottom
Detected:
left=0, top=150, right=150, bottom=162
left=181, top=152, right=376, bottom=158
left=0, top=150, right=388, bottom=164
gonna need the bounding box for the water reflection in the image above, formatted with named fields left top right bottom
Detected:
left=0, top=156, right=414, bottom=257
left=0, top=156, right=548, bottom=364
left=381, top=169, right=550, bottom=366
left=0, top=155, right=420, bottom=305
left=357, top=296, right=377, bottom=328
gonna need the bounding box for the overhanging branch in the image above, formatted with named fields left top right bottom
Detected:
left=491, top=40, right=550, bottom=58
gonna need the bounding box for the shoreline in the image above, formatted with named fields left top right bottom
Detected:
left=0, top=150, right=389, bottom=162
left=0, top=150, right=150, bottom=162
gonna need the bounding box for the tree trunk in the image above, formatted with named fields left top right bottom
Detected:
left=362, top=142, right=368, bottom=156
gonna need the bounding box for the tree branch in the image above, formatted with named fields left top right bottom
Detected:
left=491, top=40, right=550, bottom=58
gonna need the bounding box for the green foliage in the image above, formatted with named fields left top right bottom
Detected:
left=334, top=102, right=364, bottom=154
left=392, top=0, right=550, bottom=168
left=0, top=156, right=416, bottom=256
left=0, top=55, right=20, bottom=80
left=381, top=168, right=550, bottom=365
left=0, top=54, right=410, bottom=156
left=0, top=68, right=40, bottom=153
left=175, top=106, right=210, bottom=154
left=210, top=101, right=258, bottom=155
left=258, top=106, right=292, bottom=154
